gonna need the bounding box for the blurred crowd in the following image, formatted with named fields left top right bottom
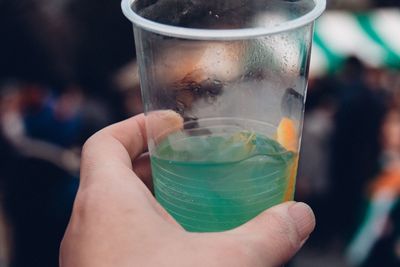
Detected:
left=296, top=56, right=400, bottom=266
left=0, top=1, right=138, bottom=266
left=0, top=0, right=400, bottom=267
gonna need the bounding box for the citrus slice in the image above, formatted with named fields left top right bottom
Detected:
left=284, top=158, right=298, bottom=201
left=277, top=117, right=298, bottom=152
left=277, top=117, right=299, bottom=201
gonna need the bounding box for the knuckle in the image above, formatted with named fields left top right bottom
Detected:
left=80, top=132, right=107, bottom=178
left=70, top=191, right=91, bottom=223
left=74, top=186, right=104, bottom=216
left=68, top=189, right=104, bottom=232
left=81, top=133, right=101, bottom=157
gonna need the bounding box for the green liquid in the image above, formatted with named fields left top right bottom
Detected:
left=151, top=131, right=296, bottom=232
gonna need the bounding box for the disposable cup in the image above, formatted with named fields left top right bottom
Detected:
left=122, top=0, right=326, bottom=232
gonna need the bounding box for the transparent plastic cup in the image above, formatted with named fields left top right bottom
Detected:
left=122, top=0, right=326, bottom=232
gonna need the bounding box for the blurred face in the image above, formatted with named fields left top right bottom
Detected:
left=382, top=110, right=400, bottom=152
left=0, top=89, right=21, bottom=116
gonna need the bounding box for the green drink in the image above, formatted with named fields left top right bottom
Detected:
left=151, top=130, right=296, bottom=232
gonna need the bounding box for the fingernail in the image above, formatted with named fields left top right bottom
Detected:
left=288, top=202, right=315, bottom=242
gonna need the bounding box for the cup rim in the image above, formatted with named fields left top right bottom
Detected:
left=121, top=0, right=326, bottom=40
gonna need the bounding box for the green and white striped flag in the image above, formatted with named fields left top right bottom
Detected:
left=310, top=9, right=400, bottom=77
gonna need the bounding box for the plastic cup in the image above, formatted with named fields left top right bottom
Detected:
left=122, top=0, right=326, bottom=232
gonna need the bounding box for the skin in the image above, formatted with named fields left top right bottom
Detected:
left=60, top=112, right=315, bottom=267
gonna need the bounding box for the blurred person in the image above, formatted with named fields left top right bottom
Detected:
left=113, top=62, right=144, bottom=116
left=20, top=84, right=83, bottom=148
left=296, top=76, right=339, bottom=246
left=3, top=82, right=112, bottom=150
left=61, top=112, right=316, bottom=267
left=347, top=108, right=400, bottom=267
left=0, top=82, right=82, bottom=267
left=329, top=57, right=388, bottom=242
left=0, top=83, right=80, bottom=171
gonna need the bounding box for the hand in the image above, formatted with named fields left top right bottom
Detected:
left=60, top=111, right=315, bottom=267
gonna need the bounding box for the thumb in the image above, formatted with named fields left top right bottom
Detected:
left=230, top=202, right=315, bottom=266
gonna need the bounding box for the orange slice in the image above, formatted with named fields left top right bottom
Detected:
left=277, top=117, right=298, bottom=152
left=284, top=158, right=299, bottom=201
left=277, top=117, right=299, bottom=201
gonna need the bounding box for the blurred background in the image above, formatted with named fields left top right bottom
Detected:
left=0, top=0, right=399, bottom=266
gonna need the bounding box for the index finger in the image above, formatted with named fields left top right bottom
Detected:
left=80, top=110, right=183, bottom=186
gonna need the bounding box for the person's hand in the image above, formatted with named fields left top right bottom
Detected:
left=60, top=111, right=315, bottom=267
